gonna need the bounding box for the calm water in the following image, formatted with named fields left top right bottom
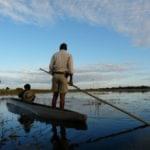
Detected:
left=0, top=92, right=150, bottom=150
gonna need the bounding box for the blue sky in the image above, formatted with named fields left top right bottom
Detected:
left=0, top=0, right=150, bottom=89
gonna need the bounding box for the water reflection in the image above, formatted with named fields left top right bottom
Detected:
left=1, top=92, right=150, bottom=150
left=51, top=125, right=75, bottom=150
left=5, top=100, right=87, bottom=149
left=18, top=115, right=34, bottom=133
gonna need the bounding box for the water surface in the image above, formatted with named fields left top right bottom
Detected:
left=0, top=92, right=150, bottom=150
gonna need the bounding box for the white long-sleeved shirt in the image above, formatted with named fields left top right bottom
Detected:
left=49, top=50, right=73, bottom=74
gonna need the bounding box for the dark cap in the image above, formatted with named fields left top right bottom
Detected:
left=24, top=84, right=31, bottom=90
left=59, top=43, right=67, bottom=50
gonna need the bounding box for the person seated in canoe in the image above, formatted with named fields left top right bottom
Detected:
left=18, top=84, right=35, bottom=102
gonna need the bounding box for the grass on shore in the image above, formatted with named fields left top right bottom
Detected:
left=0, top=88, right=51, bottom=96
left=0, top=86, right=150, bottom=96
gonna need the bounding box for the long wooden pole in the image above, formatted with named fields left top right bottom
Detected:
left=72, top=84, right=149, bottom=126
left=39, top=68, right=149, bottom=126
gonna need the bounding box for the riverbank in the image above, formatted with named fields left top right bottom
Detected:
left=0, top=89, right=51, bottom=96
left=0, top=86, right=150, bottom=96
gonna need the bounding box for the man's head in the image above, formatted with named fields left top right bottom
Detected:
left=24, top=84, right=31, bottom=90
left=59, top=43, right=67, bottom=50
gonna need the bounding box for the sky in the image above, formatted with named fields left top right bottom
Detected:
left=0, top=0, right=150, bottom=89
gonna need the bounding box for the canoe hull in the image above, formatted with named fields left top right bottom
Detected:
left=6, top=98, right=87, bottom=123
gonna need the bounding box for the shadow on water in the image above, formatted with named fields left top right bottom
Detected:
left=73, top=124, right=149, bottom=146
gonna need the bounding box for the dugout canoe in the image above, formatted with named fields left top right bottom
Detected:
left=6, top=98, right=87, bottom=123
left=6, top=101, right=87, bottom=130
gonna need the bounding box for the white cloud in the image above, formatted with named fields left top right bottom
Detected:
left=0, top=0, right=55, bottom=24
left=73, top=63, right=134, bottom=88
left=0, top=0, right=150, bottom=46
left=75, top=63, right=133, bottom=74
left=56, top=0, right=150, bottom=47
left=1, top=63, right=148, bottom=89
left=0, top=69, right=51, bottom=89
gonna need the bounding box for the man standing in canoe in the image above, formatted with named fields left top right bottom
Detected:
left=49, top=43, right=73, bottom=109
